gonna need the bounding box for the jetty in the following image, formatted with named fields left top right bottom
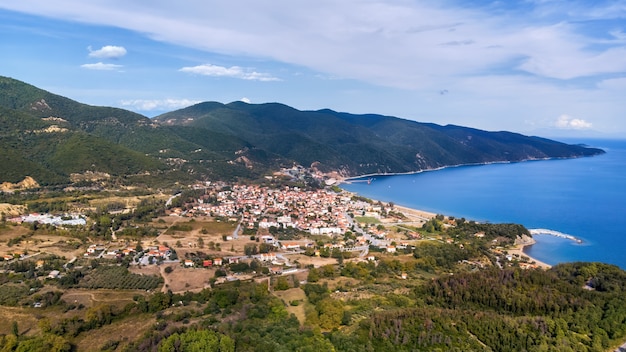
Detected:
left=529, top=229, right=582, bottom=243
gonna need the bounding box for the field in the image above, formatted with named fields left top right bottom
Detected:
left=77, top=266, right=162, bottom=290
left=354, top=216, right=381, bottom=224
left=155, top=217, right=259, bottom=260
left=158, top=265, right=215, bottom=294
left=61, top=289, right=144, bottom=309
left=0, top=223, right=85, bottom=259
left=273, top=287, right=307, bottom=323
left=288, top=253, right=338, bottom=268
left=88, top=193, right=170, bottom=210
left=72, top=313, right=157, bottom=351
left=0, top=306, right=41, bottom=337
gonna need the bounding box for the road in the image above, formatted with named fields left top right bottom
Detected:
left=165, top=193, right=181, bottom=207
left=232, top=218, right=242, bottom=239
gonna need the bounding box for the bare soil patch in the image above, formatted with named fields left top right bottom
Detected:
left=0, top=203, right=26, bottom=217
left=288, top=254, right=338, bottom=268
left=159, top=265, right=215, bottom=294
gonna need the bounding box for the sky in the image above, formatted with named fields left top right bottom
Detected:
left=0, top=0, right=625, bottom=138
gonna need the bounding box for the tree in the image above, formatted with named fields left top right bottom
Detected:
left=275, top=276, right=290, bottom=291
left=158, top=330, right=234, bottom=352
left=197, top=237, right=205, bottom=248
left=259, top=243, right=273, bottom=254
left=307, top=268, right=320, bottom=282
left=316, top=298, right=344, bottom=330
left=244, top=243, right=258, bottom=256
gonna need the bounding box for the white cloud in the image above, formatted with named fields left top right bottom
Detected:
left=2, top=1, right=626, bottom=134
left=87, top=45, right=127, bottom=59
left=179, top=64, right=280, bottom=81
left=240, top=97, right=251, bottom=103
left=120, top=98, right=201, bottom=111
left=598, top=77, right=626, bottom=90
left=554, top=114, right=593, bottom=130
left=3, top=1, right=626, bottom=86
left=80, top=62, right=123, bottom=70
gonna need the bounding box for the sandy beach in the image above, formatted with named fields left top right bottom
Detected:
left=392, top=204, right=437, bottom=222
left=509, top=236, right=552, bottom=269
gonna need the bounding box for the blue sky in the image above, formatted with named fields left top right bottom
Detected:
left=1, top=0, right=625, bottom=137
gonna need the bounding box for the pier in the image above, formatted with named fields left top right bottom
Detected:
left=529, top=229, right=582, bottom=243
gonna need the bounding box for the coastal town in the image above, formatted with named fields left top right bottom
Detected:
left=3, top=172, right=626, bottom=351
left=0, top=171, right=550, bottom=295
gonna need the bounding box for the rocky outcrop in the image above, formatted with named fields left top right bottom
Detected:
left=0, top=176, right=40, bottom=192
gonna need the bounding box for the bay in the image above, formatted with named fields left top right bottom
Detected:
left=340, top=139, right=626, bottom=269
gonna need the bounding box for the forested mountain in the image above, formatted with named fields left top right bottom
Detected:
left=0, top=77, right=260, bottom=185
left=0, top=76, right=604, bottom=185
left=155, top=101, right=604, bottom=175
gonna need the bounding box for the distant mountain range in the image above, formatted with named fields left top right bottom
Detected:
left=0, top=76, right=604, bottom=186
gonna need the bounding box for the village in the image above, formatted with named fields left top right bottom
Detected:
left=0, top=179, right=559, bottom=351
left=0, top=174, right=545, bottom=300
left=0, top=180, right=437, bottom=293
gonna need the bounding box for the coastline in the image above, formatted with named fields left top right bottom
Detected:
left=509, top=236, right=552, bottom=269
left=386, top=201, right=553, bottom=269
left=392, top=204, right=437, bottom=221
left=337, top=140, right=626, bottom=270
left=339, top=155, right=589, bottom=184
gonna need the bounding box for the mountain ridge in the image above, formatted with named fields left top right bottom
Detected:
left=154, top=100, right=604, bottom=176
left=0, top=76, right=605, bottom=185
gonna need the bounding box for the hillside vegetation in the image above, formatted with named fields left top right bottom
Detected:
left=155, top=101, right=604, bottom=176
left=0, top=75, right=604, bottom=186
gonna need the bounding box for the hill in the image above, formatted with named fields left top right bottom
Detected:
left=0, top=76, right=605, bottom=185
left=155, top=101, right=605, bottom=176
left=0, top=77, right=263, bottom=185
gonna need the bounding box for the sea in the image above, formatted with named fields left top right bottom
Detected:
left=340, top=138, right=626, bottom=270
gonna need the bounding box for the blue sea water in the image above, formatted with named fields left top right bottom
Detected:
left=340, top=139, right=626, bottom=269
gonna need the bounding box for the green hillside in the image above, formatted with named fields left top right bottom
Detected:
left=0, top=77, right=267, bottom=185
left=155, top=101, right=605, bottom=176
left=0, top=76, right=605, bottom=185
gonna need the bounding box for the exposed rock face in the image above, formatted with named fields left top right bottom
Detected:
left=0, top=176, right=40, bottom=192
left=30, top=99, right=51, bottom=111
left=515, top=234, right=536, bottom=246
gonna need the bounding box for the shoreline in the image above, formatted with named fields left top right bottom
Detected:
left=338, top=155, right=591, bottom=184
left=396, top=204, right=553, bottom=269
left=510, top=236, right=552, bottom=269
left=391, top=204, right=438, bottom=221
left=346, top=194, right=553, bottom=269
